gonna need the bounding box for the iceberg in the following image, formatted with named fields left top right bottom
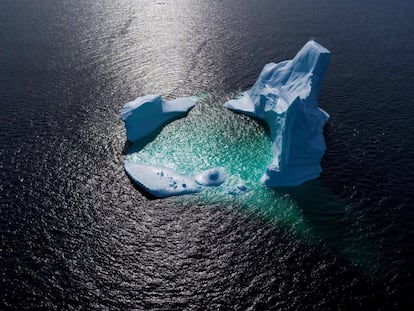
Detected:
left=124, top=162, right=228, bottom=198
left=121, top=94, right=196, bottom=143
left=124, top=161, right=202, bottom=198
left=224, top=39, right=330, bottom=187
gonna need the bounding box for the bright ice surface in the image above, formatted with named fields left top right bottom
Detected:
left=195, top=168, right=226, bottom=186
left=124, top=162, right=229, bottom=198
left=224, top=39, right=330, bottom=187
left=121, top=94, right=195, bottom=142
left=124, top=161, right=201, bottom=198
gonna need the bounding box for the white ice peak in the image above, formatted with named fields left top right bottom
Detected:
left=224, top=39, right=330, bottom=187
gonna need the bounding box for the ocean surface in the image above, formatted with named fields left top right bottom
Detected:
left=1, top=0, right=414, bottom=309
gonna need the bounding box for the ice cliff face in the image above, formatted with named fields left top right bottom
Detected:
left=224, top=39, right=330, bottom=187
left=121, top=94, right=196, bottom=143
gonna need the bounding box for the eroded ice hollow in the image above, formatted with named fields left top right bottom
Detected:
left=224, top=39, right=330, bottom=187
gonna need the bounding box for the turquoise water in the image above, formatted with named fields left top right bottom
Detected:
left=126, top=95, right=381, bottom=275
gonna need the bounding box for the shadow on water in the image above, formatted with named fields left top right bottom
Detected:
left=122, top=128, right=163, bottom=155
left=178, top=176, right=383, bottom=278
left=270, top=179, right=383, bottom=277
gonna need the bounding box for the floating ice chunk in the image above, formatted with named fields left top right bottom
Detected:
left=224, top=39, right=330, bottom=187
left=124, top=161, right=201, bottom=198
left=194, top=168, right=226, bottom=186
left=121, top=94, right=196, bottom=142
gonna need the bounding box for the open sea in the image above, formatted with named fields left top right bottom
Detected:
left=1, top=0, right=413, bottom=309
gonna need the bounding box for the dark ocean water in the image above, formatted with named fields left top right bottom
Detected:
left=1, top=0, right=414, bottom=309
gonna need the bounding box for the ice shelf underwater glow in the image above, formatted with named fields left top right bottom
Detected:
left=121, top=39, right=330, bottom=197
left=225, top=39, right=330, bottom=187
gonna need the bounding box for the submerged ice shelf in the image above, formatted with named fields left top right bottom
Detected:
left=121, top=40, right=330, bottom=197
left=224, top=39, right=330, bottom=187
